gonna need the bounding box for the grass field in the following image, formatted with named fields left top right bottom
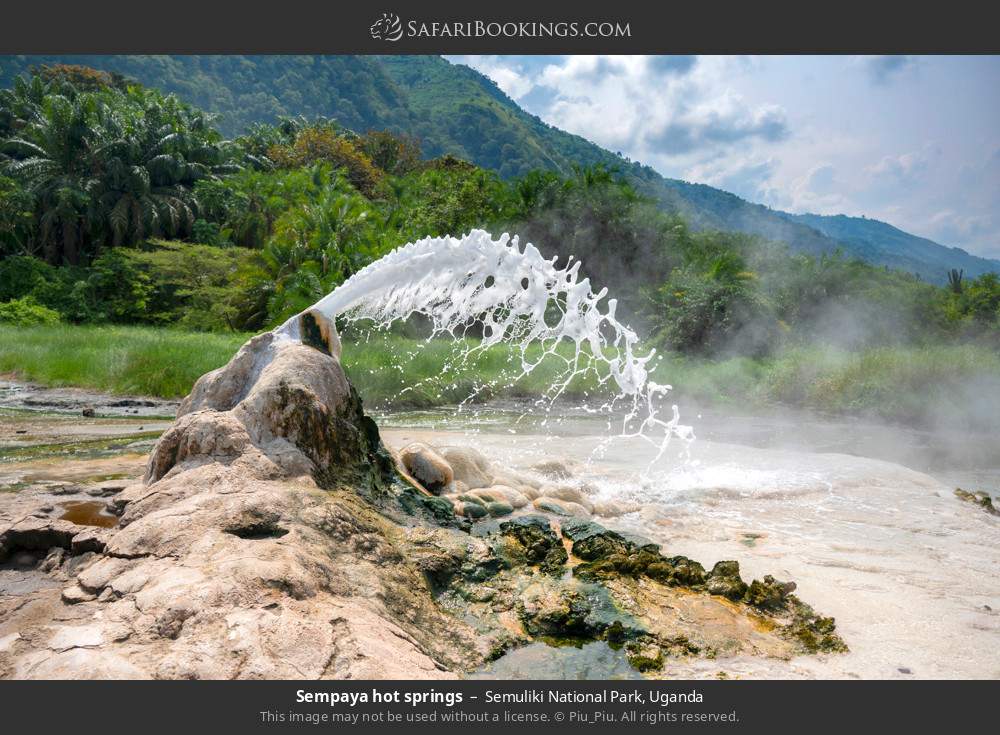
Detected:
left=0, top=325, right=248, bottom=398
left=2, top=324, right=998, bottom=428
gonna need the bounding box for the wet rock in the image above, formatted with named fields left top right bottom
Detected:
left=566, top=521, right=706, bottom=588
left=469, top=485, right=529, bottom=509
left=452, top=500, right=488, bottom=520
left=705, top=560, right=749, bottom=601
left=954, top=488, right=1000, bottom=516
left=561, top=519, right=681, bottom=583
left=519, top=583, right=590, bottom=637
left=439, top=447, right=494, bottom=490
left=516, top=485, right=542, bottom=501
left=625, top=640, right=664, bottom=672
left=498, top=515, right=567, bottom=575
left=592, top=499, right=640, bottom=518
left=745, top=575, right=797, bottom=611
left=532, top=497, right=590, bottom=518
left=418, top=495, right=456, bottom=524
left=649, top=556, right=707, bottom=587
left=560, top=519, right=657, bottom=561
left=782, top=598, right=847, bottom=654
left=81, top=407, right=95, bottom=418
left=540, top=485, right=594, bottom=513
left=516, top=575, right=639, bottom=643
left=399, top=443, right=453, bottom=494
left=485, top=501, right=514, bottom=517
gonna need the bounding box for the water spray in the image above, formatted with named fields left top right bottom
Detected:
left=276, top=229, right=693, bottom=463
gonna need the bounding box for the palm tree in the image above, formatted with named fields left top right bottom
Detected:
left=947, top=268, right=964, bottom=294
left=1, top=91, right=97, bottom=263
left=86, top=89, right=241, bottom=247
left=1, top=73, right=240, bottom=264
left=261, top=186, right=377, bottom=323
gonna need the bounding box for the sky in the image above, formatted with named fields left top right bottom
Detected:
left=446, top=55, right=1000, bottom=260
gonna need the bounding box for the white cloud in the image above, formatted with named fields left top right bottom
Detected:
left=529, top=56, right=790, bottom=159
left=866, top=146, right=935, bottom=185
left=449, top=55, right=1000, bottom=257
left=448, top=55, right=536, bottom=100
left=683, top=154, right=778, bottom=203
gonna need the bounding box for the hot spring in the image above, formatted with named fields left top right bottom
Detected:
left=269, top=230, right=1000, bottom=677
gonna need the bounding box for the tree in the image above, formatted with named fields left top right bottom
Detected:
left=0, top=175, right=37, bottom=256
left=259, top=180, right=387, bottom=323
left=0, top=70, right=239, bottom=263
left=948, top=268, right=964, bottom=294
left=266, top=124, right=382, bottom=197
left=359, top=129, right=422, bottom=176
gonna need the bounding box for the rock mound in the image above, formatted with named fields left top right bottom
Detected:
left=0, top=319, right=846, bottom=679
left=148, top=331, right=393, bottom=494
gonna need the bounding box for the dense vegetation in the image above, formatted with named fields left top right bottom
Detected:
left=2, top=55, right=996, bottom=282
left=1, top=67, right=998, bottom=426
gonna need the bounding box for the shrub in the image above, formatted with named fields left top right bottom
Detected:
left=0, top=296, right=61, bottom=326
left=267, top=126, right=383, bottom=197
left=359, top=130, right=422, bottom=175
left=650, top=263, right=778, bottom=357
left=109, top=241, right=259, bottom=331
left=84, top=249, right=154, bottom=322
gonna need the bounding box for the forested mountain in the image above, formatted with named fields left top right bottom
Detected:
left=782, top=212, right=999, bottom=282
left=1, top=53, right=995, bottom=283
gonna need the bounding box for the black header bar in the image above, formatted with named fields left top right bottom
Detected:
left=2, top=0, right=1000, bottom=54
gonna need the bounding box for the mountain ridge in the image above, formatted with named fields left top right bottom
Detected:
left=1, top=53, right=996, bottom=284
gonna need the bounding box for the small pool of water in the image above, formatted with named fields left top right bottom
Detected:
left=59, top=500, right=118, bottom=528
left=467, top=641, right=642, bottom=680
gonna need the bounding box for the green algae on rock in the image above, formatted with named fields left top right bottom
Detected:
left=414, top=510, right=847, bottom=674
left=497, top=515, right=569, bottom=575
left=954, top=488, right=1000, bottom=517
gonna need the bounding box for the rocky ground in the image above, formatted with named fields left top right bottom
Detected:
left=0, top=379, right=179, bottom=418
left=0, top=317, right=847, bottom=679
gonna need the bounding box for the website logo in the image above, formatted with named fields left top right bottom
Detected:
left=370, top=13, right=404, bottom=42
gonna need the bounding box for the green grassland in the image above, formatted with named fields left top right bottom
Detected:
left=4, top=325, right=997, bottom=430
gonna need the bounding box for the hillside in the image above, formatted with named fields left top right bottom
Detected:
left=783, top=212, right=999, bottom=281
left=1, top=54, right=996, bottom=283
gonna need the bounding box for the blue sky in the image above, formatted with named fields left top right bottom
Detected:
left=446, top=55, right=1000, bottom=259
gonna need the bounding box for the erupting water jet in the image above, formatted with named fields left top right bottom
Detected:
left=275, top=229, right=693, bottom=461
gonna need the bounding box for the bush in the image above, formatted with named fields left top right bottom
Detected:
left=82, top=250, right=154, bottom=322
left=107, top=241, right=260, bottom=331
left=267, top=126, right=383, bottom=197
left=0, top=255, right=56, bottom=302
left=0, top=296, right=61, bottom=326
left=359, top=129, right=422, bottom=175
left=649, top=261, right=778, bottom=357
